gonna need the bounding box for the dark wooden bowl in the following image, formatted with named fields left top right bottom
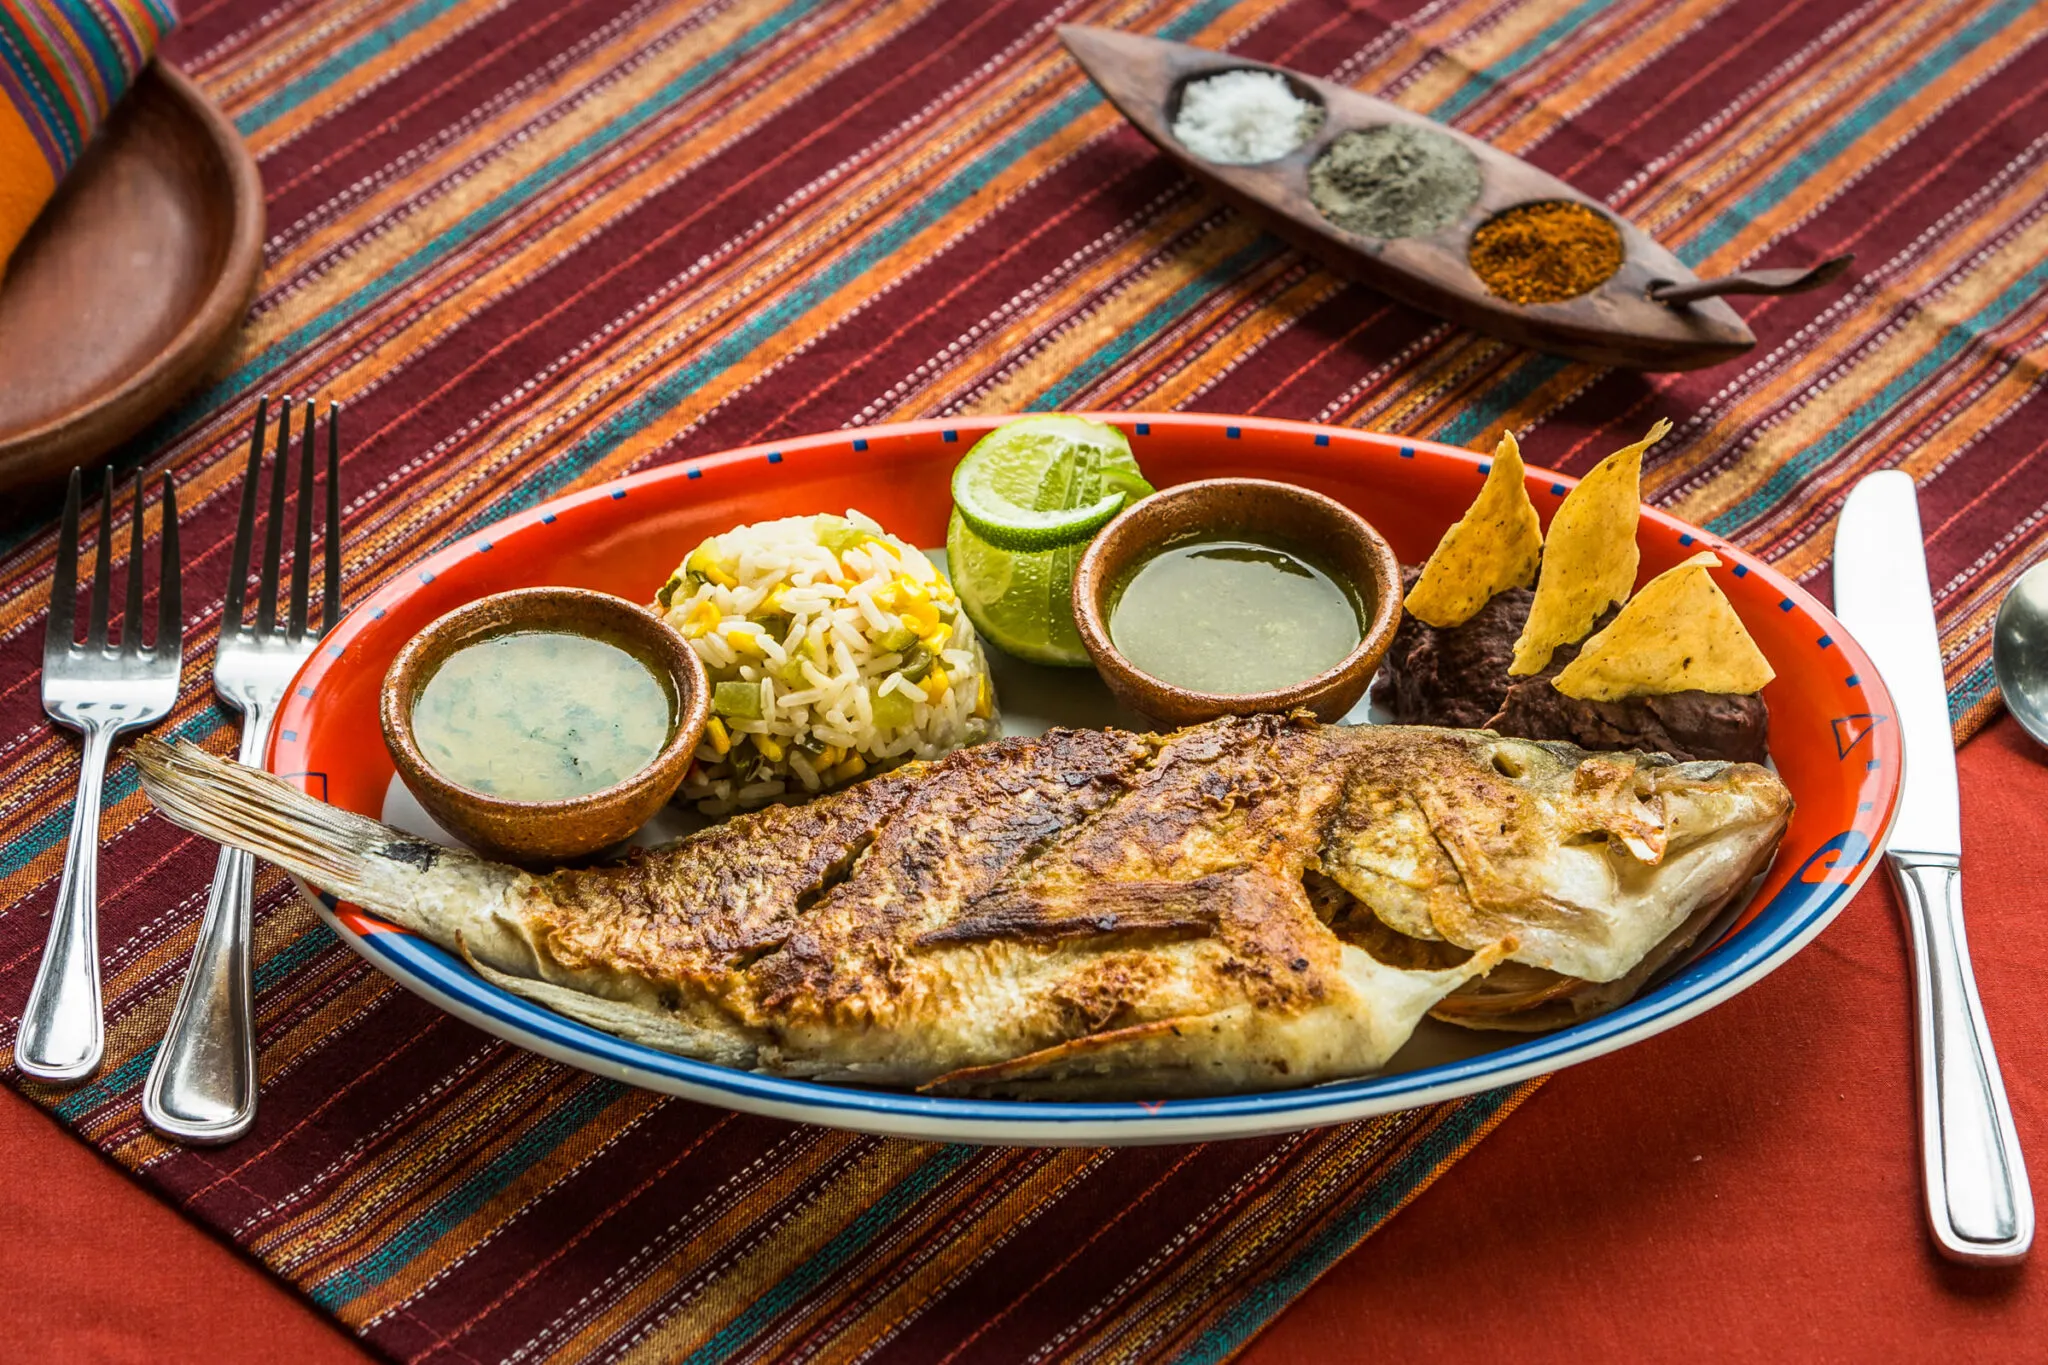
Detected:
left=381, top=588, right=709, bottom=865
left=1058, top=25, right=1754, bottom=371
left=1071, top=479, right=1402, bottom=725
left=0, top=60, right=264, bottom=493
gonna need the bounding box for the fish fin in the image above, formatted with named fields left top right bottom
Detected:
left=928, top=939, right=1516, bottom=1100
left=458, top=936, right=759, bottom=1070
left=1434, top=843, right=1772, bottom=1032
left=918, top=1017, right=1203, bottom=1097
left=132, top=737, right=542, bottom=972
left=132, top=738, right=499, bottom=905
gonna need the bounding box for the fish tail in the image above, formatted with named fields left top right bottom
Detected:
left=132, top=737, right=486, bottom=909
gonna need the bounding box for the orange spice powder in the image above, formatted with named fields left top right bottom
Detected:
left=1468, top=200, right=1624, bottom=305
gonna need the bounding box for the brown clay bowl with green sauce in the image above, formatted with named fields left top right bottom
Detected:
left=1071, top=478, right=1402, bottom=726
left=381, top=587, right=709, bottom=865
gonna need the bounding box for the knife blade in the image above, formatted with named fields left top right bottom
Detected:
left=1834, top=473, right=1959, bottom=856
left=1833, top=469, right=2031, bottom=1264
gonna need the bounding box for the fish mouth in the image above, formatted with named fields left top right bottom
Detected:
left=1651, top=761, right=1790, bottom=853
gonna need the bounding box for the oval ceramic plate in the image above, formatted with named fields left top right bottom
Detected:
left=271, top=413, right=1899, bottom=1145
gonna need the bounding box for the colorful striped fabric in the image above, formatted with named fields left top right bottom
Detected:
left=0, top=0, right=175, bottom=276
left=3, top=0, right=2045, bottom=1359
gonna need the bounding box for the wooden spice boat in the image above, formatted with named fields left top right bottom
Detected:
left=1059, top=26, right=1760, bottom=372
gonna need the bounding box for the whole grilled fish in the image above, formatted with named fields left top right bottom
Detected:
left=132, top=714, right=1790, bottom=1098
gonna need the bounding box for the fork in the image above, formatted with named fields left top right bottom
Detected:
left=143, top=396, right=341, bottom=1144
left=18, top=469, right=183, bottom=1083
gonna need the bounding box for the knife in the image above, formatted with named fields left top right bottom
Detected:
left=1834, top=470, right=2032, bottom=1264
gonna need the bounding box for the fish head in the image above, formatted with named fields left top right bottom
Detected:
left=1399, top=732, right=1794, bottom=983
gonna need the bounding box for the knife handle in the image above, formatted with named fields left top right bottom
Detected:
left=1887, top=852, right=2033, bottom=1263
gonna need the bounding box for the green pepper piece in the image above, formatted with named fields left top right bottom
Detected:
left=712, top=680, right=763, bottom=720
left=815, top=515, right=866, bottom=553
left=895, top=643, right=933, bottom=684
left=874, top=624, right=919, bottom=655
left=656, top=573, right=685, bottom=610
left=870, top=684, right=915, bottom=730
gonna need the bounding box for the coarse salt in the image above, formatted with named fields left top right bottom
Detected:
left=1171, top=69, right=1320, bottom=166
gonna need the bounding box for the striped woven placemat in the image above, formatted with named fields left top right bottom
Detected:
left=4, top=0, right=2044, bottom=1359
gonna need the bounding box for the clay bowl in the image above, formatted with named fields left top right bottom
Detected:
left=1071, top=478, right=1402, bottom=725
left=381, top=587, right=708, bottom=864
left=0, top=61, right=264, bottom=493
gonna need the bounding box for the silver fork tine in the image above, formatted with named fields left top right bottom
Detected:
left=86, top=470, right=113, bottom=651
left=144, top=392, right=338, bottom=1137
left=158, top=475, right=181, bottom=654
left=48, top=469, right=80, bottom=657
left=224, top=396, right=267, bottom=635
left=289, top=399, right=316, bottom=640
left=322, top=403, right=342, bottom=637
left=121, top=472, right=145, bottom=656
left=256, top=395, right=291, bottom=637
left=26, top=460, right=182, bottom=1084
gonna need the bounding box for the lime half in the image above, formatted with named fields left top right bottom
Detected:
left=948, top=510, right=1091, bottom=666
left=950, top=415, right=1153, bottom=553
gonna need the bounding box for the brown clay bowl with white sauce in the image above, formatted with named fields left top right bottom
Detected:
left=380, top=587, right=708, bottom=865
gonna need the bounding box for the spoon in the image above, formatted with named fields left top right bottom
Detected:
left=1992, top=559, right=2048, bottom=747
left=1648, top=254, right=1853, bottom=307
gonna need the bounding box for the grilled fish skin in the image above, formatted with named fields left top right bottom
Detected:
left=132, top=715, right=1790, bottom=1098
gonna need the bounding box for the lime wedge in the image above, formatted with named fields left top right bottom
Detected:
left=947, top=510, right=1091, bottom=666
left=950, top=415, right=1153, bottom=553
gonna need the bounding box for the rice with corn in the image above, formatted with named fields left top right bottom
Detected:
left=656, top=512, right=998, bottom=813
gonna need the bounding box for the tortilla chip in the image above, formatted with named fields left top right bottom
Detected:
left=1551, top=552, right=1776, bottom=700
left=1509, top=419, right=1669, bottom=675
left=1403, top=431, right=1543, bottom=628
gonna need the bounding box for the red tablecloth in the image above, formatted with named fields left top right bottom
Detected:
left=6, top=714, right=2039, bottom=1362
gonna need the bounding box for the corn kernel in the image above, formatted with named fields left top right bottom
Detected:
left=817, top=744, right=843, bottom=770
left=830, top=754, right=867, bottom=783
left=725, top=624, right=764, bottom=656
left=683, top=600, right=721, bottom=637
left=704, top=716, right=731, bottom=755
left=753, top=733, right=786, bottom=762
left=922, top=668, right=949, bottom=701
left=974, top=673, right=992, bottom=720
left=926, top=622, right=952, bottom=649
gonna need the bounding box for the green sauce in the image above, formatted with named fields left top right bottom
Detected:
left=1108, top=538, right=1363, bottom=694
left=412, top=631, right=674, bottom=801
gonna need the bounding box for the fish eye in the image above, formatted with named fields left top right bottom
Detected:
left=1490, top=748, right=1528, bottom=779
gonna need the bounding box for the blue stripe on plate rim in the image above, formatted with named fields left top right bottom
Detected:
left=300, top=810, right=1887, bottom=1137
